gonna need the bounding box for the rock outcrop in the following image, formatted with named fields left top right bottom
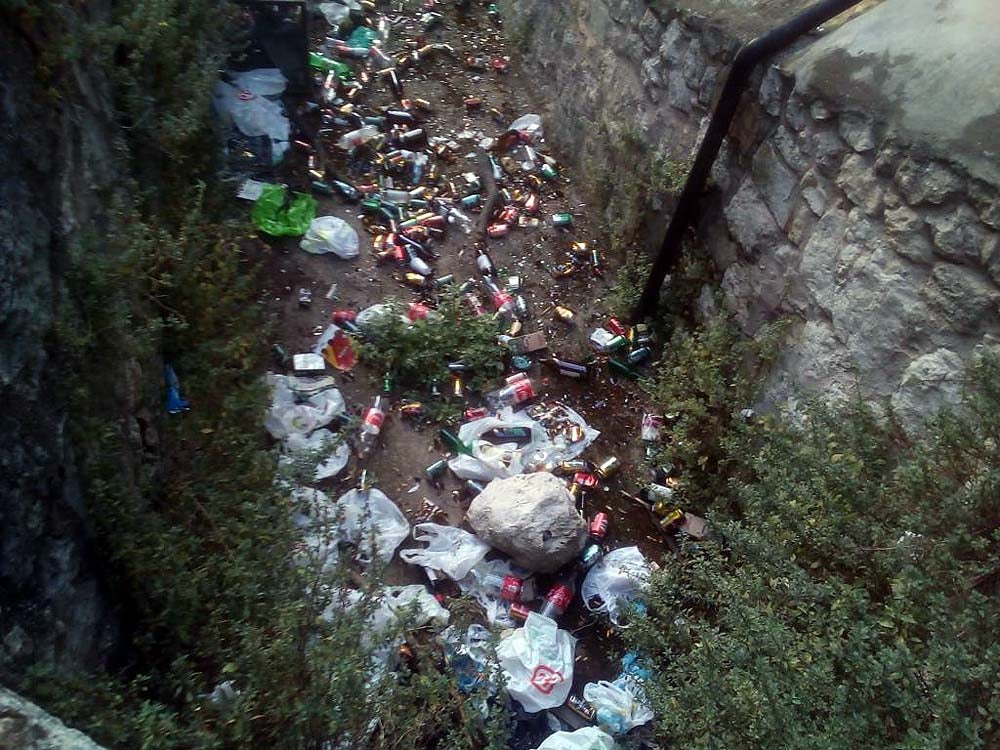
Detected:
left=467, top=473, right=587, bottom=573
left=0, top=687, right=108, bottom=750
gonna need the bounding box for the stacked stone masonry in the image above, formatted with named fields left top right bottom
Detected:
left=501, top=0, right=1000, bottom=428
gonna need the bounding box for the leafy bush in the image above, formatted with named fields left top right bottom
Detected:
left=360, top=293, right=506, bottom=396
left=629, top=355, right=1000, bottom=750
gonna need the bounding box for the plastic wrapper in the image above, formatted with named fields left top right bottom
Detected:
left=496, top=612, right=575, bottom=712
left=400, top=523, right=491, bottom=580
left=214, top=80, right=289, bottom=162
left=264, top=373, right=345, bottom=440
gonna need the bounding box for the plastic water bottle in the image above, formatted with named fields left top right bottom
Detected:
left=356, top=396, right=385, bottom=458
left=485, top=377, right=535, bottom=410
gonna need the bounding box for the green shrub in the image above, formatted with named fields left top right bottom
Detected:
left=629, top=355, right=1000, bottom=750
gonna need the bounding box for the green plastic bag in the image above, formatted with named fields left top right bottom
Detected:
left=251, top=184, right=317, bottom=237
left=346, top=26, right=379, bottom=50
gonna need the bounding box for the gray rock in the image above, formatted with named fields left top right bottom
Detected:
left=467, top=473, right=586, bottom=573
left=759, top=66, right=786, bottom=117
left=924, top=203, right=992, bottom=266
left=640, top=55, right=662, bottom=101
left=698, top=65, right=719, bottom=106
left=968, top=179, right=1000, bottom=229
left=836, top=153, right=884, bottom=217
left=810, top=100, right=833, bottom=120
left=883, top=203, right=936, bottom=264
left=784, top=91, right=810, bottom=132
left=666, top=68, right=693, bottom=112
left=772, top=125, right=810, bottom=173
left=982, top=236, right=1000, bottom=286
left=837, top=111, right=877, bottom=152
left=799, top=168, right=833, bottom=216
left=890, top=348, right=965, bottom=431
left=658, top=20, right=686, bottom=64
left=800, top=206, right=849, bottom=312
left=695, top=283, right=719, bottom=322
left=682, top=37, right=705, bottom=89
left=724, top=178, right=783, bottom=255
left=885, top=203, right=922, bottom=234
left=786, top=200, right=818, bottom=248
left=924, top=263, right=1000, bottom=333
left=637, top=8, right=663, bottom=51
left=0, top=687, right=108, bottom=750
left=722, top=244, right=800, bottom=333
left=894, top=158, right=963, bottom=205
left=810, top=128, right=847, bottom=175
left=752, top=141, right=800, bottom=227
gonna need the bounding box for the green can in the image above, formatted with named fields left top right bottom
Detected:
left=551, top=212, right=573, bottom=227
left=425, top=459, right=448, bottom=482
left=540, top=163, right=558, bottom=181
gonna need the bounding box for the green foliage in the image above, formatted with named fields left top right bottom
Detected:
left=641, top=316, right=789, bottom=511
left=629, top=355, right=1000, bottom=750
left=360, top=293, right=506, bottom=396
left=605, top=247, right=653, bottom=319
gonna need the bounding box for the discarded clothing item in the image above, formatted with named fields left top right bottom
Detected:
left=532, top=727, right=616, bottom=750
left=581, top=546, right=650, bottom=626
left=467, top=472, right=587, bottom=574
left=300, top=215, right=360, bottom=258
left=496, top=612, right=575, bottom=712
left=251, top=184, right=316, bottom=236
left=399, top=523, right=491, bottom=580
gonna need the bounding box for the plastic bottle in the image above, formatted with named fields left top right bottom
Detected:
left=479, top=572, right=523, bottom=602
left=336, top=124, right=379, bottom=150
left=539, top=576, right=575, bottom=620
left=356, top=396, right=385, bottom=458
left=485, top=377, right=535, bottom=409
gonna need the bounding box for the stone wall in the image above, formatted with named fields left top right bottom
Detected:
left=0, top=686, right=108, bottom=750
left=502, top=0, right=1000, bottom=427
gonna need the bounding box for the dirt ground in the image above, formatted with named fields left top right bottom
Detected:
left=248, top=0, right=669, bottom=710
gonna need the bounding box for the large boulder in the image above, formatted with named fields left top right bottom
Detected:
left=467, top=473, right=587, bottom=573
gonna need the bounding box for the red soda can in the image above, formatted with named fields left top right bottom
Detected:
left=573, top=472, right=599, bottom=488
left=407, top=302, right=431, bottom=320
left=491, top=56, right=509, bottom=73
left=539, top=583, right=573, bottom=619
left=331, top=309, right=357, bottom=323
left=500, top=575, right=522, bottom=602
left=523, top=193, right=539, bottom=213
left=420, top=214, right=446, bottom=229
left=499, top=205, right=519, bottom=223
left=464, top=406, right=488, bottom=421
left=607, top=317, right=627, bottom=336
left=487, top=222, right=510, bottom=238
left=589, top=512, right=609, bottom=540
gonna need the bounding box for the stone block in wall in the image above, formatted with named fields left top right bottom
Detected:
left=894, top=157, right=963, bottom=205
left=752, top=141, right=800, bottom=227
left=658, top=19, right=686, bottom=64
left=698, top=65, right=719, bottom=106
left=890, top=348, right=965, bottom=429
left=799, top=168, right=833, bottom=216
left=923, top=263, right=1000, bottom=333
left=786, top=199, right=818, bottom=248
left=681, top=37, right=705, bottom=89
left=721, top=243, right=799, bottom=334
left=968, top=179, right=1000, bottom=229
left=836, top=153, right=884, bottom=218
left=784, top=91, right=810, bottom=133
left=724, top=178, right=783, bottom=255
left=982, top=237, right=1000, bottom=286
left=759, top=67, right=787, bottom=118
left=641, top=55, right=663, bottom=102
left=809, top=128, right=847, bottom=175
left=638, top=8, right=664, bottom=51
left=773, top=125, right=809, bottom=174
left=837, top=111, right=877, bottom=153
left=884, top=203, right=936, bottom=266
left=924, top=203, right=993, bottom=266
left=800, top=206, right=848, bottom=313
left=666, top=68, right=693, bottom=112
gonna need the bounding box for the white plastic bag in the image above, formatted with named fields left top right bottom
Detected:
left=300, top=216, right=360, bottom=259
left=371, top=585, right=449, bottom=631
left=496, top=612, right=575, bottom=712
left=230, top=68, right=286, bottom=96
left=533, top=727, right=616, bottom=750
left=282, top=429, right=350, bottom=480
left=582, top=547, right=650, bottom=626
left=292, top=486, right=409, bottom=566
left=399, top=523, right=491, bottom=580
left=264, top=373, right=345, bottom=440
left=335, top=487, right=410, bottom=565
left=509, top=113, right=544, bottom=142
left=583, top=679, right=654, bottom=735
left=447, top=413, right=549, bottom=481
left=318, top=1, right=355, bottom=26
left=213, top=81, right=289, bottom=159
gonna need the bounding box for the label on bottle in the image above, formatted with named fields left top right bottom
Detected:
left=363, top=407, right=385, bottom=430
left=510, top=378, right=535, bottom=403
left=546, top=584, right=573, bottom=610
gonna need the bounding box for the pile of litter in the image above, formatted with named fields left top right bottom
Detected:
left=223, top=2, right=715, bottom=747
